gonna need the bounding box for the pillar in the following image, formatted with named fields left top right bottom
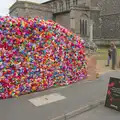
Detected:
left=90, top=20, right=93, bottom=42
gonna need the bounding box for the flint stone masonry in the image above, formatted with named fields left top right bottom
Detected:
left=9, top=1, right=53, bottom=19
left=9, top=0, right=120, bottom=46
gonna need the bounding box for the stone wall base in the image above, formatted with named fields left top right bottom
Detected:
left=94, top=39, right=120, bottom=46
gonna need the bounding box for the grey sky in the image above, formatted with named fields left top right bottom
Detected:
left=0, top=0, right=49, bottom=16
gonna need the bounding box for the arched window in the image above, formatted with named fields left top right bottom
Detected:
left=80, top=19, right=88, bottom=36
left=85, top=20, right=87, bottom=35
left=60, top=1, right=63, bottom=12
left=80, top=14, right=88, bottom=36
left=66, top=0, right=70, bottom=10
left=73, top=0, right=78, bottom=5
left=53, top=3, right=57, bottom=12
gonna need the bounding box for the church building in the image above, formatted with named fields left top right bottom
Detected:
left=9, top=0, right=120, bottom=46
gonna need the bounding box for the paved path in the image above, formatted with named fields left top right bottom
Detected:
left=0, top=71, right=120, bottom=120
left=96, top=60, right=118, bottom=74
left=69, top=104, right=120, bottom=120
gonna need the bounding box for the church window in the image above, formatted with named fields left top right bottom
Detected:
left=73, top=0, right=78, bottom=5
left=80, top=19, right=82, bottom=34
left=85, top=20, right=87, bottom=35
left=53, top=3, right=57, bottom=12
left=66, top=0, right=70, bottom=10
left=80, top=19, right=87, bottom=36
left=60, top=1, right=63, bottom=12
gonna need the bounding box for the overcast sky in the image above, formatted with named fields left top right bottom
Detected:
left=0, top=0, right=49, bottom=16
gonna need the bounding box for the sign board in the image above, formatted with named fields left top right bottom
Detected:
left=105, top=77, right=120, bottom=111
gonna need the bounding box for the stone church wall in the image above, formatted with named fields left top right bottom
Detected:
left=55, top=12, right=70, bottom=29
left=95, top=0, right=120, bottom=46
left=90, top=10, right=101, bottom=39
left=9, top=1, right=53, bottom=19
left=101, top=14, right=120, bottom=39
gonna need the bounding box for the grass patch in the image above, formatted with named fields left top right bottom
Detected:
left=96, top=48, right=120, bottom=60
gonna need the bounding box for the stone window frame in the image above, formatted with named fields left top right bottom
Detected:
left=80, top=14, right=88, bottom=37
left=59, top=1, right=64, bottom=12
left=53, top=2, right=57, bottom=13
left=80, top=19, right=88, bottom=36
left=66, top=0, right=70, bottom=10
left=73, top=0, right=78, bottom=5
